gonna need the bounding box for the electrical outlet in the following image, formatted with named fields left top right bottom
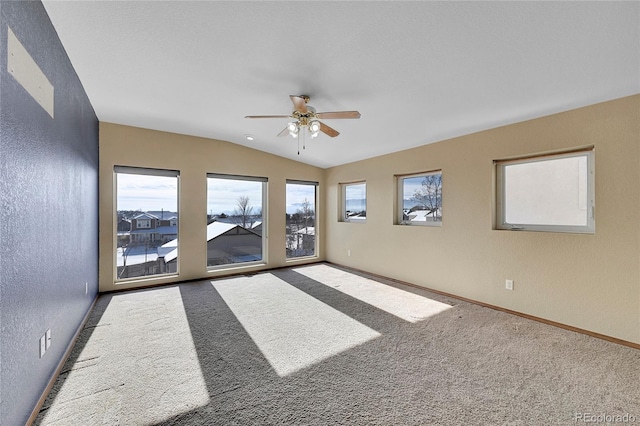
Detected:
left=505, top=279, right=514, bottom=290
left=39, top=335, right=46, bottom=358
left=45, top=329, right=52, bottom=350
left=347, top=250, right=351, bottom=257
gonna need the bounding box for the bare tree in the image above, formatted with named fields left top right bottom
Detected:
left=233, top=195, right=254, bottom=228
left=299, top=198, right=313, bottom=228
left=286, top=198, right=315, bottom=256
left=412, top=174, right=442, bottom=221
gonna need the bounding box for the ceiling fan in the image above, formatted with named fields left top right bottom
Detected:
left=245, top=95, right=361, bottom=139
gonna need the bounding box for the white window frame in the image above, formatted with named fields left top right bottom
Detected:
left=206, top=173, right=268, bottom=269
left=286, top=180, right=319, bottom=260
left=341, top=181, right=367, bottom=223
left=495, top=149, right=595, bottom=234
left=114, top=166, right=180, bottom=282
left=396, top=170, right=442, bottom=227
left=137, top=219, right=151, bottom=228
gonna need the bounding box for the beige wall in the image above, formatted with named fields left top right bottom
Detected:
left=99, top=123, right=325, bottom=292
left=100, top=96, right=639, bottom=344
left=325, top=95, right=640, bottom=344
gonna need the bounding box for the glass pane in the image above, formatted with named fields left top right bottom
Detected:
left=401, top=173, right=442, bottom=224
left=207, top=177, right=264, bottom=266
left=286, top=183, right=316, bottom=258
left=116, top=172, right=178, bottom=279
left=504, top=155, right=588, bottom=226
left=345, top=183, right=366, bottom=221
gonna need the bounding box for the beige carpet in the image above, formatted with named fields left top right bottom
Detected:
left=35, top=263, right=639, bottom=425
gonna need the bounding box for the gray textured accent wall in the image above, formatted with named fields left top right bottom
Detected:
left=0, top=2, right=99, bottom=425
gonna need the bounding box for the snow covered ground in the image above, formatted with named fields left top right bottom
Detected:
left=117, top=246, right=158, bottom=267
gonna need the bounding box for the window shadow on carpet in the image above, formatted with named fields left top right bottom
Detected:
left=36, top=264, right=640, bottom=426
left=159, top=265, right=476, bottom=425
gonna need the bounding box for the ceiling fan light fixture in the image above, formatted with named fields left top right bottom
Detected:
left=245, top=95, right=359, bottom=147
left=288, top=121, right=300, bottom=137
left=309, top=120, right=321, bottom=138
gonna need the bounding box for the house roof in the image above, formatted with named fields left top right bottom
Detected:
left=207, top=222, right=239, bottom=241
left=407, top=210, right=439, bottom=222
left=157, top=239, right=177, bottom=260
left=133, top=213, right=159, bottom=220
left=162, top=222, right=259, bottom=263
left=130, top=225, right=177, bottom=235
left=295, top=227, right=315, bottom=236
left=41, top=2, right=639, bottom=168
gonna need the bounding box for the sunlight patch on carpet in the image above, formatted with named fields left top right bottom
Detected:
left=293, top=264, right=452, bottom=323
left=212, top=274, right=381, bottom=377
left=38, top=286, right=211, bottom=424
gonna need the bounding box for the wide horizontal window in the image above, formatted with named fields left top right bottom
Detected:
left=495, top=149, right=595, bottom=233
left=206, top=174, right=267, bottom=267
left=397, top=171, right=442, bottom=226
left=341, top=182, right=366, bottom=222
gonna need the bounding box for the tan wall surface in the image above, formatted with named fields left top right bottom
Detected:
left=99, top=123, right=325, bottom=292
left=325, top=95, right=640, bottom=344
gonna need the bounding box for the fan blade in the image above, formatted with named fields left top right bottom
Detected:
left=290, top=95, right=308, bottom=113
left=316, top=111, right=361, bottom=119
left=245, top=115, right=290, bottom=119
left=319, top=121, right=340, bottom=137
left=277, top=127, right=290, bottom=137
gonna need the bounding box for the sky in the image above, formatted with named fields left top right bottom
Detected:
left=402, top=176, right=428, bottom=199
left=116, top=173, right=316, bottom=215
left=117, top=173, right=178, bottom=211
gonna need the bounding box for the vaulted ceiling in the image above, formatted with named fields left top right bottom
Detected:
left=42, top=1, right=639, bottom=168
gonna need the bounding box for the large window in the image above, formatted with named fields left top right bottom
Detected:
left=286, top=181, right=318, bottom=258
left=495, top=149, right=595, bottom=233
left=342, top=182, right=366, bottom=222
left=206, top=174, right=266, bottom=267
left=115, top=166, right=179, bottom=280
left=397, top=171, right=442, bottom=226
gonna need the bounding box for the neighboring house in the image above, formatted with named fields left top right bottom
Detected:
left=287, top=226, right=315, bottom=257
left=346, top=211, right=366, bottom=220
left=117, top=217, right=131, bottom=231
left=251, top=221, right=262, bottom=235
left=157, top=238, right=178, bottom=274
left=160, top=221, right=262, bottom=270
left=405, top=209, right=441, bottom=222
left=116, top=217, right=131, bottom=247
left=129, top=212, right=178, bottom=244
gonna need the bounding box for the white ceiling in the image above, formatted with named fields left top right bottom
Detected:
left=42, top=1, right=639, bottom=169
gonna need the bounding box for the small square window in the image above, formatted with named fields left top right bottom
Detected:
left=341, top=182, right=366, bottom=222
left=397, top=171, right=442, bottom=226
left=495, top=149, right=594, bottom=233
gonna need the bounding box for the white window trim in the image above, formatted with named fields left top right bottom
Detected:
left=286, top=180, right=319, bottom=261
left=396, top=170, right=443, bottom=227
left=495, top=149, right=595, bottom=234
left=341, top=181, right=367, bottom=223
left=114, top=166, right=180, bottom=283
left=206, top=173, right=268, bottom=270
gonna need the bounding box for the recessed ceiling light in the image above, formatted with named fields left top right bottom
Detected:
left=244, top=134, right=255, bottom=141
